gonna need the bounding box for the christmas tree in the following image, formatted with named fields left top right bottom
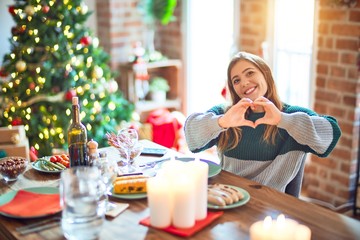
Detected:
left=0, top=0, right=134, bottom=157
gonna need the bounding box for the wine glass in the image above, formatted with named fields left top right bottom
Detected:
left=93, top=151, right=119, bottom=211
left=117, top=128, right=139, bottom=173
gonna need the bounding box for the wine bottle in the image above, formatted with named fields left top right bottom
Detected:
left=67, top=97, right=88, bottom=166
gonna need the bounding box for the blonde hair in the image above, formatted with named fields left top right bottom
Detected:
left=218, top=51, right=283, bottom=152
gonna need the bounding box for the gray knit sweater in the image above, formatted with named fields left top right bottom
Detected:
left=184, top=104, right=341, bottom=194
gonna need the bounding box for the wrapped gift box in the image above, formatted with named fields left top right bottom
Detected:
left=0, top=125, right=29, bottom=159
left=0, top=125, right=27, bottom=145
left=0, top=141, right=30, bottom=159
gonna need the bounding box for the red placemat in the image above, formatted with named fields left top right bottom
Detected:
left=0, top=190, right=61, bottom=217
left=139, top=211, right=223, bottom=237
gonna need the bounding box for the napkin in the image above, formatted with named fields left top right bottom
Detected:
left=139, top=211, right=224, bottom=237
left=0, top=190, right=61, bottom=217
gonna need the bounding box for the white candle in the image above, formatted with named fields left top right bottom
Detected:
left=186, top=158, right=209, bottom=220
left=250, top=216, right=273, bottom=240
left=172, top=172, right=196, bottom=228
left=274, top=214, right=299, bottom=240
left=250, top=215, right=312, bottom=240
left=294, top=224, right=311, bottom=240
left=147, top=175, right=172, bottom=228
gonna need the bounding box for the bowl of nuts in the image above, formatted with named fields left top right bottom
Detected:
left=0, top=156, right=28, bottom=182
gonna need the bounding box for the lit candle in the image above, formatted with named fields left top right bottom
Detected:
left=249, top=216, right=273, bottom=240
left=294, top=224, right=311, bottom=240
left=250, top=215, right=312, bottom=240
left=274, top=214, right=299, bottom=240
left=186, top=158, right=209, bottom=220
left=147, top=175, right=172, bottom=228
left=172, top=172, right=196, bottom=228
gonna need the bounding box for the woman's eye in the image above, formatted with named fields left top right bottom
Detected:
left=233, top=79, right=240, bottom=85
left=246, top=71, right=254, bottom=77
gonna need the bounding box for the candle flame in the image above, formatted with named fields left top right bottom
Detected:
left=263, top=216, right=272, bottom=229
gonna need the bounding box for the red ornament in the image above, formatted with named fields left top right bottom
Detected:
left=11, top=117, right=22, bottom=126
left=8, top=6, right=16, bottom=15
left=65, top=89, right=77, bottom=101
left=80, top=36, right=92, bottom=46
left=29, top=82, right=36, bottom=90
left=42, top=5, right=50, bottom=13
left=0, top=67, right=8, bottom=77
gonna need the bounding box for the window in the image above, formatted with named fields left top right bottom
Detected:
left=266, top=0, right=315, bottom=108
left=183, top=0, right=235, bottom=114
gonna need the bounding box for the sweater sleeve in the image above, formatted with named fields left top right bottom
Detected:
left=277, top=106, right=341, bottom=157
left=184, top=110, right=227, bottom=153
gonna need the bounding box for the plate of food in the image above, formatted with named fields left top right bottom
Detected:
left=173, top=157, right=222, bottom=178
left=109, top=175, right=148, bottom=200
left=32, top=155, right=69, bottom=173
left=207, top=184, right=250, bottom=210
left=0, top=187, right=61, bottom=219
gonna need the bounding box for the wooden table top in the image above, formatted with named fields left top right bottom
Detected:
left=1, top=141, right=359, bottom=240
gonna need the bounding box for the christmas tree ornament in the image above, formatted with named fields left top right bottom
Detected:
left=80, top=4, right=88, bottom=14
left=80, top=36, right=92, bottom=46
left=65, top=89, right=77, bottom=101
left=25, top=5, right=35, bottom=16
left=107, top=79, right=119, bottom=93
left=29, top=82, right=36, bottom=90
left=42, top=5, right=50, bottom=13
left=8, top=6, right=16, bottom=15
left=11, top=117, right=23, bottom=126
left=92, top=66, right=103, bottom=79
left=0, top=68, right=8, bottom=77
left=15, top=60, right=27, bottom=72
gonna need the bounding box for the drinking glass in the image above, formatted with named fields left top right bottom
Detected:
left=92, top=152, right=119, bottom=211
left=60, top=166, right=105, bottom=240
left=117, top=128, right=139, bottom=173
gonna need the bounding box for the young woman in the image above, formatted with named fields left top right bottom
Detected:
left=184, top=51, right=341, bottom=197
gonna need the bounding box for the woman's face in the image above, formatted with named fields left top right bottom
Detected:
left=230, top=60, right=268, bottom=101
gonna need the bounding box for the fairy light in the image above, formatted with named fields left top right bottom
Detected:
left=52, top=115, right=57, bottom=121
left=24, top=125, right=29, bottom=131
left=66, top=109, right=71, bottom=116
left=105, top=116, right=110, bottom=122
left=36, top=67, right=41, bottom=73
left=26, top=108, right=31, bottom=114
left=83, top=99, right=88, bottom=106
left=49, top=1, right=54, bottom=6
left=99, top=92, right=105, bottom=98
left=77, top=86, right=84, bottom=95
left=86, top=123, right=92, bottom=131
left=76, top=44, right=82, bottom=50
left=27, top=16, right=32, bottom=21
left=35, top=86, right=40, bottom=92
left=57, top=21, right=62, bottom=27
left=39, top=132, right=44, bottom=139
left=10, top=106, right=15, bottom=112
left=108, top=102, right=116, bottom=111
left=35, top=37, right=40, bottom=43
left=74, top=75, right=79, bottom=81
left=10, top=54, right=15, bottom=59
left=12, top=36, right=18, bottom=42
left=15, top=79, right=21, bottom=85
left=83, top=48, right=89, bottom=54
left=26, top=48, right=32, bottom=54
left=78, top=71, right=84, bottom=77
left=26, top=89, right=30, bottom=95
left=25, top=114, right=30, bottom=120
left=50, top=128, right=55, bottom=136
left=33, top=29, right=38, bottom=35
left=54, top=44, right=59, bottom=51
left=9, top=82, right=14, bottom=88
left=90, top=93, right=95, bottom=100
left=28, top=29, right=34, bottom=35
left=84, top=84, right=90, bottom=90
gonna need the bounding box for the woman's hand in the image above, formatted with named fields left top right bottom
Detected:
left=218, top=98, right=255, bottom=128
left=253, top=97, right=282, bottom=127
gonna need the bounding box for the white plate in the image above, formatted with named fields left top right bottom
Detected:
left=207, top=185, right=250, bottom=210
left=0, top=187, right=61, bottom=219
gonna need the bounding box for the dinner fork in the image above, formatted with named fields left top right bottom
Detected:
left=16, top=216, right=60, bottom=235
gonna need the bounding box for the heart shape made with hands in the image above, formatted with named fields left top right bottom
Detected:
left=234, top=98, right=282, bottom=128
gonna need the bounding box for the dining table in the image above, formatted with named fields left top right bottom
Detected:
left=0, top=140, right=359, bottom=240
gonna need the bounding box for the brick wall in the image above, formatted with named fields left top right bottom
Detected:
left=304, top=0, right=360, bottom=207
left=239, top=0, right=268, bottom=55
left=94, top=0, right=360, bottom=207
